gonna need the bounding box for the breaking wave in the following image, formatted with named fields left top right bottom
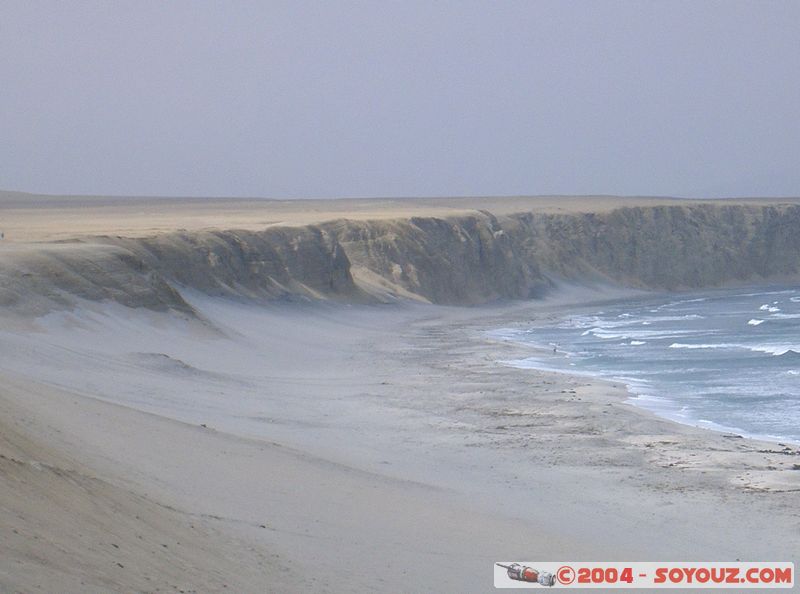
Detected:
left=668, top=342, right=800, bottom=356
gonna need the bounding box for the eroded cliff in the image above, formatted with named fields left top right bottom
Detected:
left=3, top=202, right=800, bottom=313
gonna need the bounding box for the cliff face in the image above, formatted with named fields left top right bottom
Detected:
left=110, top=226, right=360, bottom=302
left=3, top=203, right=800, bottom=313
left=504, top=204, right=800, bottom=290
left=326, top=214, right=550, bottom=305
left=0, top=244, right=188, bottom=314
left=324, top=204, right=800, bottom=303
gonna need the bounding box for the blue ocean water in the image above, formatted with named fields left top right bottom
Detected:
left=495, top=286, right=800, bottom=444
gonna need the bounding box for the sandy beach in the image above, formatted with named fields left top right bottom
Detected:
left=2, top=293, right=799, bottom=592
left=1, top=194, right=799, bottom=592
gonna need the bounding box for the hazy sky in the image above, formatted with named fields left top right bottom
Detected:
left=2, top=1, right=799, bottom=198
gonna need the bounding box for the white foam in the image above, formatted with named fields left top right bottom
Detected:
left=485, top=327, right=523, bottom=341
left=630, top=340, right=646, bottom=346
left=660, top=297, right=708, bottom=308
left=602, top=314, right=703, bottom=328
left=747, top=319, right=765, bottom=326
left=734, top=289, right=796, bottom=298
left=498, top=357, right=597, bottom=379
left=669, top=342, right=739, bottom=350
left=749, top=345, right=800, bottom=356
left=669, top=342, right=800, bottom=356
left=588, top=328, right=701, bottom=340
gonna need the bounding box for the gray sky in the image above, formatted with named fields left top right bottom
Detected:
left=2, top=1, right=799, bottom=199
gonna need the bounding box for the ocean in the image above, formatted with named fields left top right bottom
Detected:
left=494, top=285, right=800, bottom=444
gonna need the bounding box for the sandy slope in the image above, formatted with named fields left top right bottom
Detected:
left=0, top=380, right=293, bottom=593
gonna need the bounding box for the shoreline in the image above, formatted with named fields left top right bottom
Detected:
left=498, top=338, right=800, bottom=449
left=484, top=291, right=800, bottom=449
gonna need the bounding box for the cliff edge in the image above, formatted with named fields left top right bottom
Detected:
left=2, top=200, right=800, bottom=313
